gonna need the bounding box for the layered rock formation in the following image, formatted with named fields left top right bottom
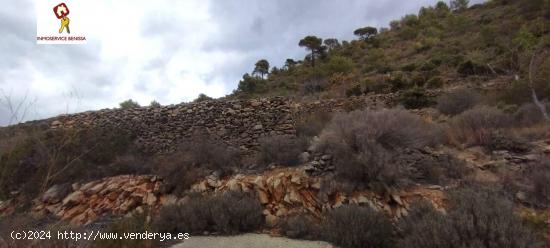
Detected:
left=189, top=167, right=447, bottom=226
left=33, top=175, right=163, bottom=225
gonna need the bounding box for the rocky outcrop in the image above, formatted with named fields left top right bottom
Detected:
left=189, top=167, right=447, bottom=226
left=33, top=175, right=163, bottom=225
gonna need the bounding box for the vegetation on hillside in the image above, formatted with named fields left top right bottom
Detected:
left=232, top=0, right=549, bottom=107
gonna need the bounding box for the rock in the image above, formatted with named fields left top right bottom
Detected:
left=71, top=183, right=81, bottom=191
left=299, top=152, right=311, bottom=163
left=391, top=194, right=404, bottom=206
left=265, top=214, right=278, bottom=227
left=144, top=193, right=157, bottom=206
left=42, top=184, right=71, bottom=204
left=515, top=191, right=527, bottom=202
left=303, top=164, right=316, bottom=173
left=310, top=181, right=321, bottom=190
left=321, top=154, right=332, bottom=160
left=62, top=191, right=84, bottom=206
left=275, top=207, right=288, bottom=217
left=289, top=189, right=302, bottom=203
left=258, top=190, right=270, bottom=204
left=290, top=174, right=301, bottom=185
left=160, top=195, right=178, bottom=206
left=227, top=179, right=241, bottom=192
left=253, top=124, right=263, bottom=130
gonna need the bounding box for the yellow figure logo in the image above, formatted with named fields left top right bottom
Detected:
left=53, top=3, right=71, bottom=34
left=59, top=17, right=70, bottom=34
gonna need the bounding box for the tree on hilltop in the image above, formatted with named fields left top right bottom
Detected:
left=253, top=59, right=270, bottom=79
left=450, top=0, right=469, bottom=11
left=299, top=36, right=323, bottom=67
left=354, top=26, right=378, bottom=41
left=119, top=99, right=140, bottom=109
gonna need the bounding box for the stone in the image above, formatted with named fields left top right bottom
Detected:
left=515, top=191, right=527, bottom=202
left=258, top=190, right=270, bottom=204
left=62, top=191, right=84, bottom=206
left=42, top=184, right=71, bottom=204
left=310, top=181, right=321, bottom=190
left=289, top=189, right=302, bottom=203
left=391, top=194, right=404, bottom=206
left=253, top=124, right=263, bottom=130
left=321, top=154, right=332, bottom=160
left=225, top=179, right=239, bottom=192
left=144, top=193, right=157, bottom=206
left=275, top=207, right=288, bottom=217
left=290, top=174, right=301, bottom=185
left=265, top=214, right=278, bottom=227
left=299, top=152, right=311, bottom=163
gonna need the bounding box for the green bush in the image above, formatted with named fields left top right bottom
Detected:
left=457, top=60, right=491, bottom=76
left=426, top=76, right=444, bottom=89
left=324, top=56, right=354, bottom=75
left=345, top=84, right=363, bottom=97
left=400, top=87, right=435, bottom=109
left=119, top=99, right=140, bottom=109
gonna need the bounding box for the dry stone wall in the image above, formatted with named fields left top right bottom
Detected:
left=48, top=94, right=396, bottom=154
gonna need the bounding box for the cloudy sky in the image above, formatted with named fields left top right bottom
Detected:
left=0, top=0, right=484, bottom=126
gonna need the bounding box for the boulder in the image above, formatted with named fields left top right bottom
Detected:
left=42, top=184, right=71, bottom=204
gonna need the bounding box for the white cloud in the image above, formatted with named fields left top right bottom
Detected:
left=0, top=0, right=486, bottom=126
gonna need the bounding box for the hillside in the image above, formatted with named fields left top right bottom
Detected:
left=1, top=1, right=550, bottom=248
left=231, top=0, right=549, bottom=106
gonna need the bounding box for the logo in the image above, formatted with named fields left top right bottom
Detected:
left=36, top=1, right=88, bottom=45
left=53, top=3, right=70, bottom=34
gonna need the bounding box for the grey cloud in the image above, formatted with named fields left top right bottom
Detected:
left=0, top=0, right=486, bottom=126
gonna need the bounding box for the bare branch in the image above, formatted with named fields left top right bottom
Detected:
left=528, top=46, right=550, bottom=122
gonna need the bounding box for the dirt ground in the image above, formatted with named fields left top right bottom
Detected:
left=171, top=233, right=333, bottom=248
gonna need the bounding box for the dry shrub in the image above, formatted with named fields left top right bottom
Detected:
left=295, top=111, right=333, bottom=139
left=182, top=135, right=241, bottom=173
left=531, top=156, right=550, bottom=205
left=0, top=126, right=139, bottom=201
left=436, top=88, right=481, bottom=116
left=513, top=102, right=550, bottom=127
left=154, top=135, right=241, bottom=196
left=280, top=215, right=320, bottom=240
left=485, top=131, right=531, bottom=153
left=95, top=210, right=157, bottom=248
left=449, top=105, right=512, bottom=146
left=322, top=205, right=394, bottom=248
left=313, top=108, right=442, bottom=190
left=403, top=152, right=470, bottom=185
left=155, top=191, right=263, bottom=235
left=397, top=187, right=544, bottom=248
left=152, top=152, right=204, bottom=196
left=510, top=124, right=550, bottom=142
left=257, top=135, right=308, bottom=167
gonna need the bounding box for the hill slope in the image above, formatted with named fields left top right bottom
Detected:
left=230, top=0, right=549, bottom=106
